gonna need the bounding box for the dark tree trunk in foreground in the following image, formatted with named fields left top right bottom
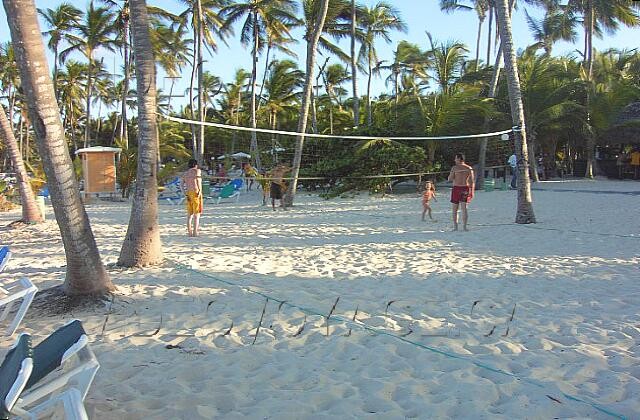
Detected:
left=4, top=0, right=114, bottom=294
left=118, top=0, right=163, bottom=267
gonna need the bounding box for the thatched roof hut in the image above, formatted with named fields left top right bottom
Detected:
left=604, top=101, right=640, bottom=144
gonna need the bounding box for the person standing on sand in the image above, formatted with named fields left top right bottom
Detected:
left=181, top=159, right=203, bottom=237
left=421, top=180, right=437, bottom=222
left=448, top=153, right=474, bottom=231
left=508, top=152, right=517, bottom=188
left=270, top=164, right=290, bottom=211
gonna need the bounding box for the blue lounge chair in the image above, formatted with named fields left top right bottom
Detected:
left=0, top=246, right=10, bottom=273
left=0, top=320, right=99, bottom=420
left=215, top=183, right=240, bottom=204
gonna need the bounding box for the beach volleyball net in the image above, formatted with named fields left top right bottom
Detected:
left=161, top=114, right=516, bottom=193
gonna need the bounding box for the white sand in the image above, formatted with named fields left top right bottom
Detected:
left=1, top=179, right=639, bottom=419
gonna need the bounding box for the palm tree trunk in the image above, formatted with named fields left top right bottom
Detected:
left=366, top=56, right=373, bottom=127
left=584, top=1, right=595, bottom=178
left=0, top=104, right=42, bottom=223
left=257, top=41, right=272, bottom=113
left=350, top=0, right=359, bottom=128
left=4, top=0, right=113, bottom=294
left=53, top=45, right=59, bottom=103
left=477, top=0, right=514, bottom=188
left=486, top=5, right=493, bottom=66
left=529, top=128, right=540, bottom=182
left=197, top=0, right=205, bottom=163
left=250, top=11, right=262, bottom=170
left=285, top=0, right=330, bottom=206
left=495, top=0, right=536, bottom=224
left=84, top=64, right=92, bottom=147
left=120, top=17, right=130, bottom=149
left=189, top=16, right=198, bottom=159
left=475, top=17, right=483, bottom=70
left=118, top=0, right=162, bottom=267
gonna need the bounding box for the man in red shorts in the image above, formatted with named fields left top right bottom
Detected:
left=448, top=153, right=475, bottom=231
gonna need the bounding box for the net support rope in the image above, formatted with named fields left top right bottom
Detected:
left=167, top=259, right=626, bottom=420
left=160, top=113, right=516, bottom=141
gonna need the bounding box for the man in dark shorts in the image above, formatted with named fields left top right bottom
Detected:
left=448, top=153, right=475, bottom=231
left=270, top=164, right=290, bottom=211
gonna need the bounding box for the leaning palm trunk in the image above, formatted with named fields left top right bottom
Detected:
left=495, top=0, right=536, bottom=224
left=0, top=104, right=42, bottom=223
left=84, top=67, right=93, bottom=147
left=4, top=0, right=114, bottom=294
left=118, top=0, right=162, bottom=267
left=285, top=0, right=330, bottom=206
left=583, top=1, right=595, bottom=178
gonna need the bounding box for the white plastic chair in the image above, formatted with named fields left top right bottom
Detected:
left=1, top=278, right=38, bottom=337
left=1, top=320, right=99, bottom=420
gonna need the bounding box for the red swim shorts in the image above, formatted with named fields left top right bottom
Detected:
left=451, top=186, right=472, bottom=204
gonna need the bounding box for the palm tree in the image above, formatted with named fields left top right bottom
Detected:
left=426, top=33, right=468, bottom=95
left=0, top=105, right=42, bottom=223
left=285, top=0, right=331, bottom=206
left=350, top=0, right=359, bottom=127
left=57, top=60, right=89, bottom=151
left=263, top=59, right=304, bottom=146
left=61, top=1, right=119, bottom=148
left=0, top=42, right=20, bottom=132
left=178, top=0, right=230, bottom=163
left=151, top=22, right=191, bottom=111
left=221, top=0, right=299, bottom=170
left=4, top=0, right=114, bottom=295
left=322, top=63, right=350, bottom=133
left=359, top=2, right=406, bottom=127
left=439, top=0, right=490, bottom=70
left=524, top=8, right=578, bottom=56
left=118, top=0, right=162, bottom=266
left=99, top=0, right=133, bottom=149
left=38, top=3, right=83, bottom=100
left=495, top=0, right=536, bottom=224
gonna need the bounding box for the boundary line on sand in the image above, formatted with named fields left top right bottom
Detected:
left=169, top=259, right=626, bottom=420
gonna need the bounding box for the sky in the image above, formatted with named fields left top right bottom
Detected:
left=1, top=0, right=639, bottom=112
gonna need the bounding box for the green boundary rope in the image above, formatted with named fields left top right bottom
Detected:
left=169, top=259, right=626, bottom=419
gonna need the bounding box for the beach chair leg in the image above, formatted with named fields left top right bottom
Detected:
left=5, top=288, right=36, bottom=336
left=27, top=388, right=89, bottom=420
left=1, top=300, right=15, bottom=323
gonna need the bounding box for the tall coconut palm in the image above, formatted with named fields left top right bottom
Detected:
left=285, top=0, right=330, bottom=206
left=263, top=59, right=304, bottom=140
left=359, top=2, right=406, bottom=127
left=350, top=0, right=359, bottom=127
left=0, top=42, right=20, bottom=133
left=151, top=21, right=191, bottom=111
left=57, top=60, right=89, bottom=151
left=439, top=0, right=489, bottom=70
left=3, top=0, right=114, bottom=295
left=99, top=0, right=133, bottom=149
left=38, top=3, right=83, bottom=101
left=0, top=105, right=42, bottom=223
left=178, top=0, right=230, bottom=163
left=426, top=33, right=468, bottom=95
left=495, top=0, right=536, bottom=224
left=61, top=1, right=119, bottom=148
left=322, top=63, right=350, bottom=133
left=118, top=0, right=162, bottom=267
left=524, top=8, right=578, bottom=56
left=221, top=0, right=299, bottom=170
